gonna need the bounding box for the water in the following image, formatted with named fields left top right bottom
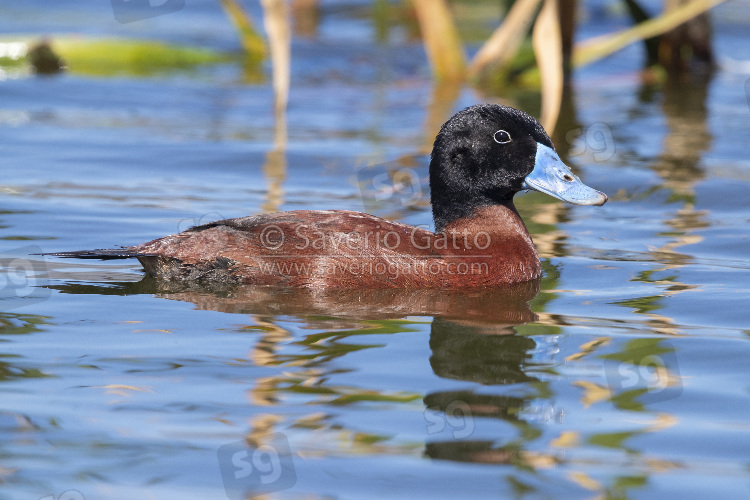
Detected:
left=2, top=1, right=750, bottom=499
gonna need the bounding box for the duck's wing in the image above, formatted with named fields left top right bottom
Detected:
left=130, top=209, right=441, bottom=286
left=41, top=210, right=442, bottom=286
left=135, top=210, right=437, bottom=257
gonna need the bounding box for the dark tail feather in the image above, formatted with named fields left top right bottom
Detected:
left=38, top=249, right=148, bottom=260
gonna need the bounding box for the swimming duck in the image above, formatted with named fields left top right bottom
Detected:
left=47, top=104, right=606, bottom=287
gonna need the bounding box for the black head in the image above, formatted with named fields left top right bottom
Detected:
left=428, top=104, right=606, bottom=232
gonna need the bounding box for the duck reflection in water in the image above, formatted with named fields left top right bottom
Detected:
left=170, top=281, right=553, bottom=467
left=49, top=276, right=553, bottom=468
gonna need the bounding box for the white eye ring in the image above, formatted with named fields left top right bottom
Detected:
left=493, top=130, right=512, bottom=144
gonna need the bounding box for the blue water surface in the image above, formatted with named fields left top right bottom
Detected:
left=1, top=1, right=750, bottom=499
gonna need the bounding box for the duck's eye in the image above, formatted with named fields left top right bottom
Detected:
left=493, top=130, right=512, bottom=144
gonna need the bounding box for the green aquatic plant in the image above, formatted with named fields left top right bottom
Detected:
left=52, top=38, right=227, bottom=75
left=0, top=37, right=230, bottom=76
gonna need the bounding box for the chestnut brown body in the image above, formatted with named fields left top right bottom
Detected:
left=130, top=206, right=540, bottom=287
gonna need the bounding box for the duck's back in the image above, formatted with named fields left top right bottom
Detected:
left=131, top=210, right=439, bottom=287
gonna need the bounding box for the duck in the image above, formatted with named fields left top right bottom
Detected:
left=46, top=104, right=607, bottom=288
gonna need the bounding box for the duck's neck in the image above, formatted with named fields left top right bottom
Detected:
left=438, top=203, right=541, bottom=283
left=440, top=203, right=528, bottom=239
left=439, top=202, right=541, bottom=274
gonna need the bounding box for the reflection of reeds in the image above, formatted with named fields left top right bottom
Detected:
left=531, top=0, right=563, bottom=132
left=468, top=0, right=541, bottom=79
left=411, top=0, right=467, bottom=81
left=217, top=0, right=725, bottom=133
left=218, top=0, right=265, bottom=62
left=574, top=0, right=723, bottom=69
left=260, top=0, right=291, bottom=115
